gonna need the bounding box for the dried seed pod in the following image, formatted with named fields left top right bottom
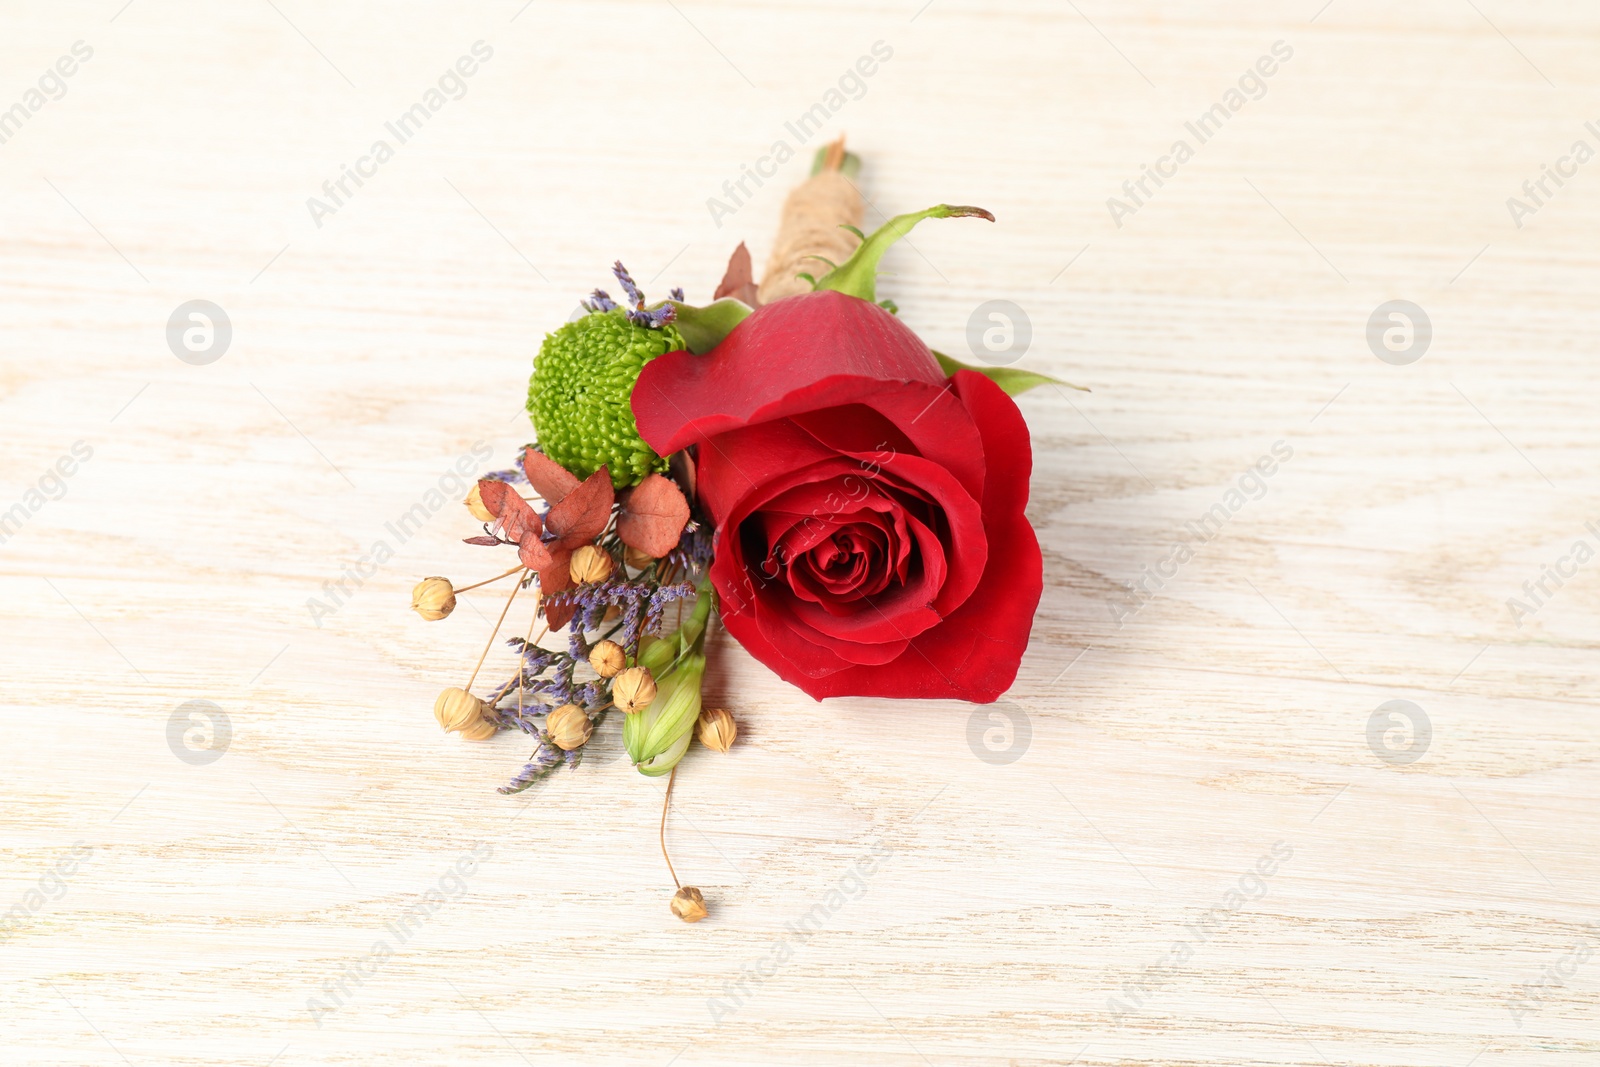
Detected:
left=464, top=483, right=496, bottom=522
left=670, top=886, right=707, bottom=923
left=411, top=577, right=456, bottom=621
left=612, top=666, right=657, bottom=713
left=697, top=708, right=737, bottom=753
left=569, top=545, right=614, bottom=584
left=588, top=639, right=626, bottom=678
left=434, top=687, right=485, bottom=734
left=624, top=545, right=656, bottom=570
left=547, top=703, right=593, bottom=750
left=457, top=717, right=498, bottom=741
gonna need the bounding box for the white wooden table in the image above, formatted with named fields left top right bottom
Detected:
left=2, top=2, right=1596, bottom=1064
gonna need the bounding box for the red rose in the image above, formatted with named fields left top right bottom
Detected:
left=631, top=290, right=1041, bottom=703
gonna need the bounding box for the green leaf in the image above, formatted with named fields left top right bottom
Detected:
left=931, top=349, right=1088, bottom=396
left=662, top=298, right=752, bottom=355
left=816, top=204, right=994, bottom=304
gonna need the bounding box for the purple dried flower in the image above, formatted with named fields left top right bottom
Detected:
left=613, top=261, right=645, bottom=309
left=670, top=287, right=685, bottom=302
left=497, top=740, right=565, bottom=794
left=626, top=303, right=677, bottom=328
left=583, top=289, right=618, bottom=313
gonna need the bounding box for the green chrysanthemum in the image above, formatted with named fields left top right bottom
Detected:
left=527, top=308, right=686, bottom=488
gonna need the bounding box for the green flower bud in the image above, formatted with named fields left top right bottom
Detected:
left=625, top=653, right=705, bottom=775
left=527, top=309, right=686, bottom=488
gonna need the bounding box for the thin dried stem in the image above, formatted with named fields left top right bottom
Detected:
left=467, top=570, right=532, bottom=691
left=660, top=765, right=680, bottom=889
left=455, top=564, right=525, bottom=594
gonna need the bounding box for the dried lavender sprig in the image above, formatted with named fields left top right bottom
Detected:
left=582, top=289, right=618, bottom=313
left=613, top=261, right=646, bottom=309
left=482, top=465, right=527, bottom=485
left=666, top=522, right=714, bottom=570
left=497, top=739, right=565, bottom=794
left=669, top=287, right=685, bottom=302
left=626, top=304, right=676, bottom=328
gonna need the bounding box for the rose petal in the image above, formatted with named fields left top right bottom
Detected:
left=754, top=372, right=1040, bottom=701
left=633, top=291, right=945, bottom=455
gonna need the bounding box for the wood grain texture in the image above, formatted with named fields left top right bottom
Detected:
left=1, top=1, right=1596, bottom=1064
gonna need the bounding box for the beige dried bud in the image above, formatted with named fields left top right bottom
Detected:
left=612, top=666, right=657, bottom=713
left=434, top=687, right=487, bottom=735
left=464, top=484, right=495, bottom=522
left=697, top=708, right=737, bottom=753
left=588, top=639, right=626, bottom=678
left=670, top=886, right=707, bottom=923
left=624, top=545, right=657, bottom=570
left=569, top=545, right=614, bottom=585
left=457, top=717, right=498, bottom=741
left=547, top=703, right=593, bottom=750
left=411, top=576, right=456, bottom=621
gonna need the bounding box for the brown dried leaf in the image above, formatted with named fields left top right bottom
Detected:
left=714, top=242, right=761, bottom=307
left=521, top=448, right=582, bottom=504
left=616, top=472, right=690, bottom=557
left=476, top=480, right=542, bottom=543
left=518, top=537, right=554, bottom=573
left=538, top=550, right=576, bottom=631
left=545, top=466, right=615, bottom=548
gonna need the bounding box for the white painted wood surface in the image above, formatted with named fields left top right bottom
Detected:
left=1, top=1, right=1596, bottom=1064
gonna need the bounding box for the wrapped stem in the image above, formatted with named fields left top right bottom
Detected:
left=757, top=136, right=865, bottom=304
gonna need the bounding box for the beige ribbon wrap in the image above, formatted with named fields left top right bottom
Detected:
left=757, top=139, right=864, bottom=304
